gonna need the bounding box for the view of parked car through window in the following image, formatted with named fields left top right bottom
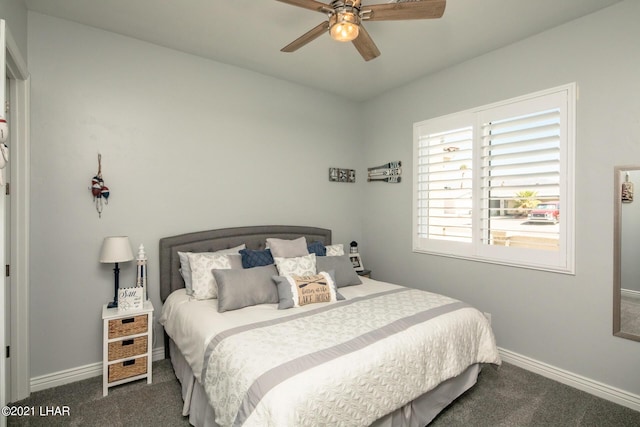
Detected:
left=488, top=197, right=560, bottom=251
left=528, top=201, right=560, bottom=224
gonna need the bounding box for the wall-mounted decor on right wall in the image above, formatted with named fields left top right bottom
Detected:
left=368, top=160, right=401, bottom=183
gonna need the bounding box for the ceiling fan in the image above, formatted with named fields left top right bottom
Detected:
left=277, top=0, right=446, bottom=61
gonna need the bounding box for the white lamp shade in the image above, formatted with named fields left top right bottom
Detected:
left=100, top=236, right=134, bottom=263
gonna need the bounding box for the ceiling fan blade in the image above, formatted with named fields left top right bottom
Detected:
left=363, top=0, right=446, bottom=21
left=275, top=0, right=332, bottom=13
left=352, top=26, right=380, bottom=61
left=281, top=21, right=330, bottom=53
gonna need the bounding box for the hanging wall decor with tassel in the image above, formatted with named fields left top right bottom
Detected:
left=89, top=154, right=110, bottom=217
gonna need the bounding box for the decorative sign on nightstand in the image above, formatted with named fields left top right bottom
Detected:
left=117, top=286, right=144, bottom=311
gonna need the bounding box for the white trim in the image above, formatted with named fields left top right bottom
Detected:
left=30, top=347, right=165, bottom=392
left=499, top=347, right=640, bottom=412
left=621, top=288, right=640, bottom=300
left=0, top=19, right=6, bottom=424
left=6, top=52, right=30, bottom=402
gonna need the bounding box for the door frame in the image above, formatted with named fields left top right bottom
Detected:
left=1, top=21, right=29, bottom=405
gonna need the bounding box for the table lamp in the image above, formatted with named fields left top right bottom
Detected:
left=100, top=236, right=134, bottom=308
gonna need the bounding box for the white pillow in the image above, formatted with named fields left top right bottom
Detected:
left=178, top=244, right=245, bottom=295
left=186, top=252, right=232, bottom=300
left=325, top=244, right=345, bottom=256
left=274, top=253, right=317, bottom=277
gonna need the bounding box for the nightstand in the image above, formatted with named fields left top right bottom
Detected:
left=357, top=269, right=372, bottom=278
left=102, top=300, right=153, bottom=396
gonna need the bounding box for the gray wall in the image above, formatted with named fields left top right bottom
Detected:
left=25, top=0, right=640, bottom=400
left=361, top=0, right=640, bottom=395
left=0, top=0, right=27, bottom=60
left=27, top=12, right=364, bottom=377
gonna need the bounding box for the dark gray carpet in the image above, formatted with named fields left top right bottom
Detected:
left=431, top=363, right=640, bottom=427
left=6, top=360, right=640, bottom=426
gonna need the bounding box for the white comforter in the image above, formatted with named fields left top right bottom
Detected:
left=160, top=278, right=501, bottom=427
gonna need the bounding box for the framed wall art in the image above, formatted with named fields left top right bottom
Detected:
left=329, top=167, right=355, bottom=183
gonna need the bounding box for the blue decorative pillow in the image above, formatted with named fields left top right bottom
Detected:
left=307, top=241, right=327, bottom=256
left=239, top=248, right=274, bottom=268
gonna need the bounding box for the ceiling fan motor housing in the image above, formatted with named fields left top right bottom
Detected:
left=329, top=1, right=362, bottom=42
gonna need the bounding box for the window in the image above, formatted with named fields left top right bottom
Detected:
left=413, top=84, right=575, bottom=273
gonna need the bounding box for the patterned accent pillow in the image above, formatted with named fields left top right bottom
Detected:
left=239, top=248, right=274, bottom=268
left=178, top=244, right=245, bottom=295
left=307, top=241, right=327, bottom=256
left=325, top=244, right=345, bottom=256
left=266, top=237, right=309, bottom=258
left=274, top=253, right=316, bottom=277
left=186, top=252, right=232, bottom=300
left=273, top=270, right=344, bottom=309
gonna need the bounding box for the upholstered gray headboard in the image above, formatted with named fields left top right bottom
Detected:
left=159, top=225, right=332, bottom=302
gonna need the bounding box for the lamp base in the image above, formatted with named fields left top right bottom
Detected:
left=108, top=262, right=121, bottom=309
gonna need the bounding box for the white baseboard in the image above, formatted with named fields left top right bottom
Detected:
left=30, top=347, right=165, bottom=393
left=622, top=288, right=640, bottom=301
left=28, top=346, right=640, bottom=413
left=499, top=347, right=640, bottom=412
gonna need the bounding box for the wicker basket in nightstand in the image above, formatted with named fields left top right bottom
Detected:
left=102, top=301, right=154, bottom=396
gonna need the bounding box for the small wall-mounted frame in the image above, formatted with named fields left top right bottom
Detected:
left=329, top=167, right=356, bottom=183
left=622, top=172, right=634, bottom=203
left=349, top=253, right=364, bottom=271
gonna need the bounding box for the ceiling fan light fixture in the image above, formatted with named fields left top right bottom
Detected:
left=280, top=0, right=445, bottom=61
left=330, top=11, right=360, bottom=42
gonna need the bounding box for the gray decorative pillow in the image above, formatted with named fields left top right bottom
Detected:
left=266, top=237, right=309, bottom=258
left=316, top=255, right=362, bottom=288
left=213, top=265, right=279, bottom=313
left=273, top=270, right=344, bottom=310
left=178, top=244, right=245, bottom=295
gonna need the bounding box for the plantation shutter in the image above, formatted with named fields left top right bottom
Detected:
left=479, top=107, right=561, bottom=247
left=413, top=84, right=574, bottom=273
left=416, top=121, right=473, bottom=244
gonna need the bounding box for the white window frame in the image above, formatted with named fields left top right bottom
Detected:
left=412, top=83, right=575, bottom=274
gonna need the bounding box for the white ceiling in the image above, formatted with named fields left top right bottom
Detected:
left=24, top=0, right=621, bottom=101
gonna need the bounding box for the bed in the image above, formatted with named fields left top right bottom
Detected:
left=158, top=225, right=500, bottom=427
